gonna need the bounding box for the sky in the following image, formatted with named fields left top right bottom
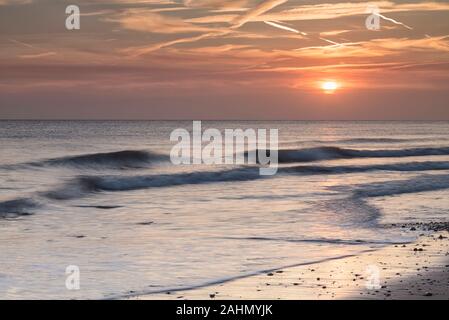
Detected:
left=1, top=0, right=449, bottom=120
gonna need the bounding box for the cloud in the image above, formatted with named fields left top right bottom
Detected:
left=119, top=0, right=290, bottom=54
left=187, top=1, right=449, bottom=25
left=292, top=36, right=449, bottom=58
left=179, top=44, right=253, bottom=54
left=230, top=0, right=288, bottom=28
left=183, top=0, right=250, bottom=10
left=121, top=30, right=231, bottom=56
left=0, top=0, right=31, bottom=4
left=108, top=10, right=219, bottom=34
left=19, top=52, right=57, bottom=59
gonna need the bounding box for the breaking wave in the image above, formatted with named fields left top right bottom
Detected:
left=222, top=236, right=409, bottom=245
left=284, top=161, right=449, bottom=174
left=43, top=160, right=449, bottom=200
left=273, top=146, right=449, bottom=163
left=352, top=174, right=449, bottom=198
left=1, top=150, right=168, bottom=170
left=44, top=167, right=262, bottom=200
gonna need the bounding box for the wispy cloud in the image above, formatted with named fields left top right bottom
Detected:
left=9, top=39, right=35, bottom=49
left=121, top=30, right=231, bottom=56
left=118, top=0, right=290, bottom=55
left=188, top=1, right=449, bottom=25
left=293, top=36, right=449, bottom=58
left=108, top=10, right=219, bottom=34
left=9, top=39, right=58, bottom=59
left=19, top=51, right=57, bottom=59
left=183, top=0, right=250, bottom=10
left=230, top=0, right=288, bottom=28
left=0, top=0, right=31, bottom=5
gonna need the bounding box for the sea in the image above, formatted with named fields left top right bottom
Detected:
left=0, top=120, right=449, bottom=299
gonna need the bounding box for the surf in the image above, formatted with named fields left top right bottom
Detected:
left=273, top=146, right=449, bottom=163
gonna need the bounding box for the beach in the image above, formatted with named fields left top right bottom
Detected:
left=133, top=225, right=449, bottom=300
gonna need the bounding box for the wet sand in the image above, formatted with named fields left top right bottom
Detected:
left=132, top=226, right=449, bottom=300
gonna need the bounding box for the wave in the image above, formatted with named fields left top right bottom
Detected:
left=273, top=146, right=449, bottom=163
left=221, top=236, right=409, bottom=245
left=283, top=161, right=449, bottom=175
left=283, top=137, right=449, bottom=146
left=75, top=205, right=122, bottom=210
left=336, top=137, right=448, bottom=144
left=44, top=160, right=449, bottom=200
left=319, top=173, right=449, bottom=229
left=111, top=249, right=377, bottom=300
left=337, top=137, right=413, bottom=143
left=44, top=167, right=262, bottom=200
left=42, top=150, right=168, bottom=169
left=0, top=198, right=39, bottom=218
left=1, top=150, right=167, bottom=170
left=352, top=173, right=449, bottom=198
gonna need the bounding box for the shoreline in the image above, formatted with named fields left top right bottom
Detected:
left=131, top=225, right=449, bottom=300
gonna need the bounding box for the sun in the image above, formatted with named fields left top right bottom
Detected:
left=321, top=81, right=339, bottom=93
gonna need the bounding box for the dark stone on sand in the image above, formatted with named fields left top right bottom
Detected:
left=209, top=294, right=215, bottom=298
left=424, top=292, right=433, bottom=297
left=267, top=272, right=274, bottom=276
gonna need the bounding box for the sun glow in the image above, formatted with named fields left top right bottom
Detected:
left=321, top=81, right=339, bottom=93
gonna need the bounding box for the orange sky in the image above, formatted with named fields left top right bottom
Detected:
left=1, top=0, right=449, bottom=119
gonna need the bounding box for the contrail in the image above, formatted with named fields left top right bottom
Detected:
left=319, top=37, right=342, bottom=46
left=9, top=39, right=35, bottom=49
left=375, top=13, right=413, bottom=30
left=231, top=0, right=288, bottom=29
left=264, top=20, right=307, bottom=35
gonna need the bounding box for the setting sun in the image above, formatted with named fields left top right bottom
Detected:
left=321, top=81, right=339, bottom=93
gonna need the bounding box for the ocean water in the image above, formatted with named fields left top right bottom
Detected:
left=1, top=120, right=449, bottom=299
